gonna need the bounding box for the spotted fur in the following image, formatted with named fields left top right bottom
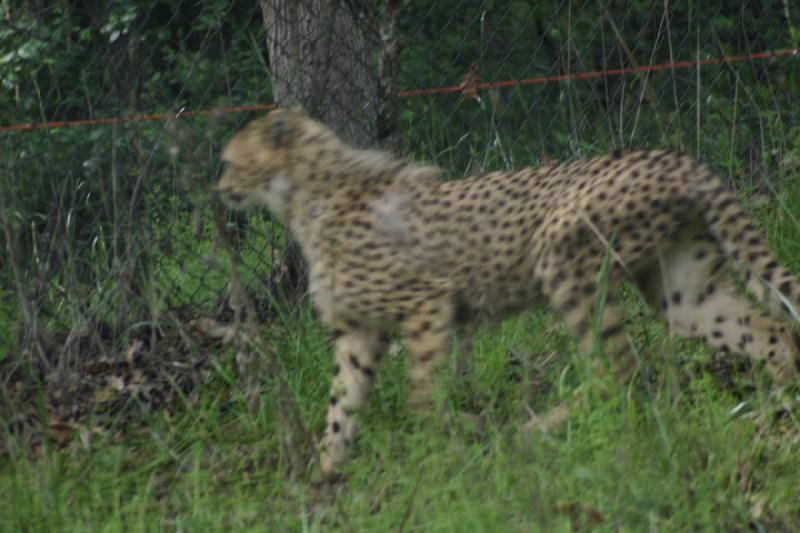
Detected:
left=217, top=108, right=799, bottom=478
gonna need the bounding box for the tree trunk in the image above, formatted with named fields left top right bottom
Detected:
left=259, top=0, right=379, bottom=148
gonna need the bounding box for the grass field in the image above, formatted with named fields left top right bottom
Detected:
left=2, top=311, right=799, bottom=531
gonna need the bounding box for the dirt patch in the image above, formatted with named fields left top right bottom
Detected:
left=1, top=314, right=223, bottom=456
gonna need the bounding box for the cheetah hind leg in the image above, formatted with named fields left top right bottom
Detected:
left=520, top=290, right=636, bottom=439
left=318, top=328, right=388, bottom=479
left=638, top=230, right=798, bottom=383
left=520, top=262, right=639, bottom=440
left=544, top=259, right=639, bottom=382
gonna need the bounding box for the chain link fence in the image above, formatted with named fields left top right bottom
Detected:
left=1, top=1, right=798, bottom=366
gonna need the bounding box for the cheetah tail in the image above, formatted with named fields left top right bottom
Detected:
left=704, top=186, right=800, bottom=322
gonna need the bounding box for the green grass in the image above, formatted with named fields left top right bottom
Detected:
left=2, top=300, right=799, bottom=531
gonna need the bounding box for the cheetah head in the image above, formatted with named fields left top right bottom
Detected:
left=217, top=108, right=308, bottom=217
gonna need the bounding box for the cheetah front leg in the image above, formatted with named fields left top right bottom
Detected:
left=319, top=328, right=388, bottom=478
left=402, top=296, right=455, bottom=413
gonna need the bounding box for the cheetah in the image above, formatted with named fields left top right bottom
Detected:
left=216, top=108, right=799, bottom=479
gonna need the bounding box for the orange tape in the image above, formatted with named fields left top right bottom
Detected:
left=398, top=48, right=798, bottom=96
left=0, top=104, right=275, bottom=133
left=1, top=48, right=795, bottom=133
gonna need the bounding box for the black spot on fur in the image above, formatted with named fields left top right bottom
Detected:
left=778, top=280, right=792, bottom=295
left=418, top=351, right=436, bottom=363
left=601, top=323, right=625, bottom=339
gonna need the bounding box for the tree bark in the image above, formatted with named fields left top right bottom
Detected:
left=259, top=0, right=379, bottom=148
left=375, top=0, right=405, bottom=151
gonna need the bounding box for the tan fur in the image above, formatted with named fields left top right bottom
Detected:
left=217, top=108, right=799, bottom=478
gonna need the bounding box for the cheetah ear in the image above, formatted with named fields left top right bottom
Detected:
left=265, top=110, right=293, bottom=148
left=264, top=107, right=307, bottom=148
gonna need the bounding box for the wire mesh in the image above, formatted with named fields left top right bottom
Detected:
left=1, top=0, right=798, bottom=361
